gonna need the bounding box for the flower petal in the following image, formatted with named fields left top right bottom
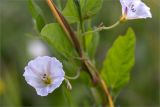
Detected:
left=24, top=66, right=40, bottom=78
left=28, top=56, right=53, bottom=75
left=127, top=1, right=152, bottom=19
left=23, top=56, right=65, bottom=96
left=120, top=0, right=127, bottom=15
left=47, top=77, right=64, bottom=93
left=120, top=0, right=152, bottom=20
left=24, top=76, right=45, bottom=88
left=35, top=77, right=64, bottom=96
left=50, top=59, right=64, bottom=76
left=35, top=87, right=49, bottom=96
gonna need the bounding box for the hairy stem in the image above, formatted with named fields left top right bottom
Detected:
left=82, top=20, right=120, bottom=36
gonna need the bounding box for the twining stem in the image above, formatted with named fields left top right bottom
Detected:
left=46, top=0, right=83, bottom=58
left=46, top=0, right=71, bottom=41
left=82, top=20, right=120, bottom=36
left=73, top=0, right=86, bottom=51
left=100, top=78, right=114, bottom=107
left=85, top=59, right=114, bottom=107
left=65, top=68, right=80, bottom=80
left=46, top=0, right=114, bottom=107
left=81, top=21, right=86, bottom=51
left=64, top=78, right=72, bottom=90
left=46, top=0, right=98, bottom=83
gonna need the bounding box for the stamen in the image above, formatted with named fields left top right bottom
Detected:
left=42, top=74, right=52, bottom=85
left=130, top=3, right=136, bottom=12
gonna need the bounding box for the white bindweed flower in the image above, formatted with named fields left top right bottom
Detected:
left=28, top=40, right=49, bottom=57
left=23, top=56, right=65, bottom=96
left=120, top=0, right=152, bottom=20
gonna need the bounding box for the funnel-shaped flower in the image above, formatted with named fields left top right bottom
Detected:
left=120, top=0, right=152, bottom=20
left=23, top=56, right=65, bottom=96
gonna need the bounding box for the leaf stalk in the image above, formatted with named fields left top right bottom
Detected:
left=82, top=20, right=120, bottom=36
left=45, top=0, right=114, bottom=107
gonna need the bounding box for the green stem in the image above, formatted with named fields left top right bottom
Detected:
left=65, top=68, right=80, bottom=80
left=46, top=1, right=115, bottom=107
left=64, top=78, right=72, bottom=90
left=85, top=59, right=114, bottom=107
left=82, top=20, right=120, bottom=36
left=81, top=21, right=86, bottom=50
left=74, top=0, right=86, bottom=50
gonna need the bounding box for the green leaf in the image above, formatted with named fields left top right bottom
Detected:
left=101, top=28, right=136, bottom=92
left=35, top=14, right=46, bottom=32
left=41, top=23, right=78, bottom=58
left=28, top=0, right=45, bottom=32
left=84, top=28, right=99, bottom=60
left=62, top=0, right=79, bottom=23
left=80, top=0, right=103, bottom=19
left=63, top=0, right=103, bottom=23
left=41, top=23, right=81, bottom=76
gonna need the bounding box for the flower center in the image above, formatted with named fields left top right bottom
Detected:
left=42, top=74, right=52, bottom=85
left=129, top=2, right=136, bottom=13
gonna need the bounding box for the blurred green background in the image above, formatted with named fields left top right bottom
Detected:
left=0, top=0, right=159, bottom=107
